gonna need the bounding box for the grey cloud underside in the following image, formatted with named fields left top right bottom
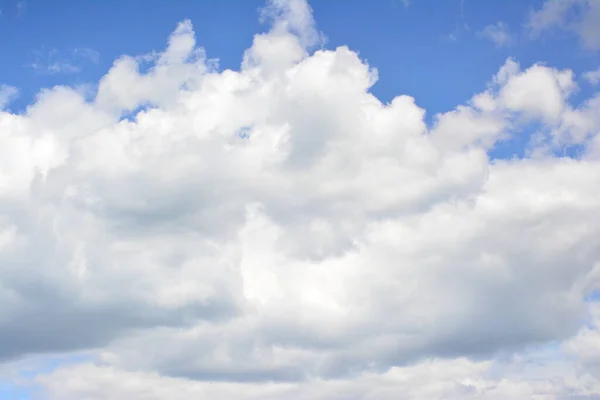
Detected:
left=1, top=1, right=600, bottom=395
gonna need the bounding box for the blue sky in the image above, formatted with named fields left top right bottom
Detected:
left=2, top=0, right=600, bottom=399
left=2, top=0, right=598, bottom=116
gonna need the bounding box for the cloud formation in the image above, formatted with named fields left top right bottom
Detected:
left=479, top=22, right=513, bottom=47
left=27, top=47, right=100, bottom=75
left=585, top=67, right=600, bottom=85
left=528, top=0, right=600, bottom=51
left=0, top=84, right=18, bottom=109
left=1, top=0, right=600, bottom=398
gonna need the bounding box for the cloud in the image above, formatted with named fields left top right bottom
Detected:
left=441, top=0, right=469, bottom=43
left=28, top=47, right=99, bottom=75
left=30, top=311, right=600, bottom=399
left=15, top=1, right=25, bottom=17
left=479, top=21, right=513, bottom=47
left=1, top=0, right=600, bottom=397
left=72, top=47, right=100, bottom=64
left=585, top=68, right=600, bottom=85
left=45, top=62, right=80, bottom=74
left=0, top=85, right=18, bottom=109
left=28, top=49, right=81, bottom=75
left=528, top=0, right=577, bottom=33
left=528, top=0, right=600, bottom=51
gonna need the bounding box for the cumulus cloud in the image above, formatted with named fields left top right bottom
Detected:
left=1, top=0, right=600, bottom=398
left=34, top=344, right=600, bottom=400
left=528, top=0, right=600, bottom=51
left=31, top=304, right=600, bottom=399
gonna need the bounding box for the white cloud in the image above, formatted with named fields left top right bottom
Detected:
left=528, top=0, right=600, bottom=51
left=28, top=49, right=81, bottom=75
left=28, top=47, right=100, bottom=75
left=585, top=67, right=600, bottom=85
left=45, top=62, right=80, bottom=74
left=32, top=325, right=600, bottom=400
left=1, top=0, right=600, bottom=398
left=0, top=84, right=18, bottom=109
left=72, top=47, right=100, bottom=64
left=528, top=0, right=577, bottom=33
left=479, top=22, right=513, bottom=47
left=496, top=60, right=576, bottom=122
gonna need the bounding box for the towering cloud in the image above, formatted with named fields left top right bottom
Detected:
left=1, top=0, right=600, bottom=398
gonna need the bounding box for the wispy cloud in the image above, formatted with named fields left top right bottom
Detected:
left=0, top=85, right=18, bottom=109
left=479, top=21, right=513, bottom=47
left=441, top=0, right=470, bottom=43
left=391, top=0, right=412, bottom=8
left=584, top=67, right=600, bottom=85
left=16, top=1, right=26, bottom=17
left=528, top=0, right=600, bottom=51
left=27, top=47, right=100, bottom=75
left=72, top=47, right=100, bottom=64
left=45, top=62, right=81, bottom=74
left=28, top=49, right=80, bottom=75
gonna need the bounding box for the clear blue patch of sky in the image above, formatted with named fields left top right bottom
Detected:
left=0, top=383, right=35, bottom=400
left=585, top=290, right=600, bottom=303
left=488, top=120, right=544, bottom=160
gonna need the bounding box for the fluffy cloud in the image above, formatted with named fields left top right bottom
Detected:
left=34, top=351, right=600, bottom=400
left=2, top=0, right=600, bottom=398
left=31, top=308, right=600, bottom=400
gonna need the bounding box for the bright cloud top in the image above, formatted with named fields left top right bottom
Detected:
left=1, top=0, right=600, bottom=398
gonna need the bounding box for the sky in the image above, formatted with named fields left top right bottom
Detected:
left=1, top=0, right=600, bottom=399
